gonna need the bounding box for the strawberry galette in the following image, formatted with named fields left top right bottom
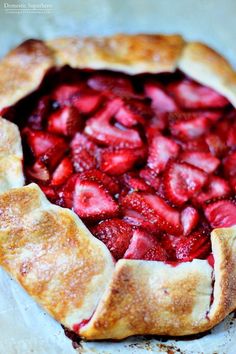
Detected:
left=0, top=34, right=236, bottom=340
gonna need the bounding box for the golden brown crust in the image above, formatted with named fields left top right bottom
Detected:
left=0, top=39, right=54, bottom=110
left=80, top=259, right=212, bottom=339
left=0, top=184, right=114, bottom=330
left=0, top=117, right=24, bottom=193
left=46, top=34, right=185, bottom=74
left=178, top=42, right=236, bottom=107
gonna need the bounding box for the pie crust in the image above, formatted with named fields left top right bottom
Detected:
left=0, top=34, right=236, bottom=340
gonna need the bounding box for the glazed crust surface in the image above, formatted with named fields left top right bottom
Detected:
left=0, top=34, right=236, bottom=340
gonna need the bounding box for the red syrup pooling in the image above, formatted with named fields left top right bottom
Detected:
left=205, top=254, right=215, bottom=320
left=3, top=66, right=236, bottom=264
left=72, top=318, right=91, bottom=333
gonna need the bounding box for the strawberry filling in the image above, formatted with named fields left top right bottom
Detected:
left=2, top=67, right=236, bottom=264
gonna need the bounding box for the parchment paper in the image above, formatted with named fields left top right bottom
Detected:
left=1, top=1, right=236, bottom=353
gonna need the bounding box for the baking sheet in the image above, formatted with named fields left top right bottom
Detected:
left=1, top=1, right=236, bottom=353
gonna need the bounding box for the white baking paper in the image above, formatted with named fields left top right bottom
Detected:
left=0, top=0, right=236, bottom=353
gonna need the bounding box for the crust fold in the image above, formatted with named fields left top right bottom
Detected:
left=0, top=184, right=114, bottom=330
left=80, top=259, right=212, bottom=339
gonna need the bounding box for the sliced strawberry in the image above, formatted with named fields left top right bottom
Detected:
left=181, top=206, right=199, bottom=235
left=223, top=151, right=236, bottom=177
left=147, top=135, right=180, bottom=173
left=87, top=73, right=134, bottom=96
left=85, top=99, right=143, bottom=148
left=164, top=162, right=208, bottom=205
left=169, top=112, right=218, bottom=140
left=61, top=174, right=78, bottom=208
left=146, top=113, right=168, bottom=138
left=39, top=185, right=57, bottom=201
left=227, top=122, right=236, bottom=149
left=70, top=132, right=97, bottom=155
left=115, top=98, right=152, bottom=127
left=23, top=129, right=67, bottom=159
left=194, top=176, right=231, bottom=206
left=124, top=229, right=167, bottom=261
left=122, top=192, right=182, bottom=235
left=205, top=200, right=236, bottom=228
left=205, top=133, right=228, bottom=157
left=70, top=133, right=97, bottom=173
left=143, top=244, right=168, bottom=261
left=99, top=147, right=146, bottom=176
left=145, top=82, right=178, bottom=113
left=41, top=146, right=67, bottom=171
left=51, top=157, right=73, bottom=186
left=168, top=79, right=229, bottom=109
left=175, top=230, right=211, bottom=262
left=139, top=168, right=160, bottom=190
left=25, top=160, right=50, bottom=182
left=178, top=136, right=210, bottom=153
left=73, top=179, right=118, bottom=220
left=122, top=173, right=152, bottom=192
left=51, top=84, right=82, bottom=105
left=78, top=169, right=120, bottom=195
left=72, top=89, right=103, bottom=114
left=47, top=106, right=83, bottom=137
left=28, top=95, right=51, bottom=130
left=92, top=219, right=133, bottom=260
left=180, top=151, right=220, bottom=173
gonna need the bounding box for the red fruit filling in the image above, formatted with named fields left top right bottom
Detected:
left=3, top=67, right=235, bottom=264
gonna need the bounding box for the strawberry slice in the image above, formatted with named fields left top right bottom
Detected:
left=139, top=168, right=161, bottom=190
left=175, top=230, right=211, bottom=262
left=87, top=73, right=134, bottom=96
left=70, top=133, right=97, bottom=172
left=205, top=133, right=227, bottom=157
left=122, top=172, right=152, bottom=192
left=147, top=135, right=180, bottom=173
left=72, top=89, right=103, bottom=114
left=124, top=229, right=167, bottom=261
left=179, top=136, right=210, bottom=153
left=122, top=192, right=182, bottom=235
left=169, top=112, right=218, bottom=140
left=205, top=200, right=236, bottom=228
left=115, top=98, right=152, bottom=127
left=28, top=95, right=51, bottom=130
left=78, top=169, right=120, bottom=195
left=23, top=128, right=67, bottom=158
left=48, top=106, right=83, bottom=137
left=230, top=176, right=236, bottom=193
left=223, top=151, right=236, bottom=177
left=73, top=179, right=118, bottom=220
left=168, top=79, right=229, bottom=109
left=92, top=219, right=133, bottom=260
left=146, top=113, right=168, bottom=138
left=51, top=84, right=82, bottom=105
left=164, top=162, right=208, bottom=205
left=145, top=82, right=178, bottom=113
left=99, top=147, right=146, bottom=176
left=85, top=99, right=143, bottom=148
left=39, top=185, right=57, bottom=201
left=227, top=122, right=236, bottom=149
left=180, top=151, right=220, bottom=173
left=51, top=157, right=73, bottom=186
left=181, top=206, right=199, bottom=236
left=25, top=160, right=50, bottom=182
left=194, top=176, right=231, bottom=206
